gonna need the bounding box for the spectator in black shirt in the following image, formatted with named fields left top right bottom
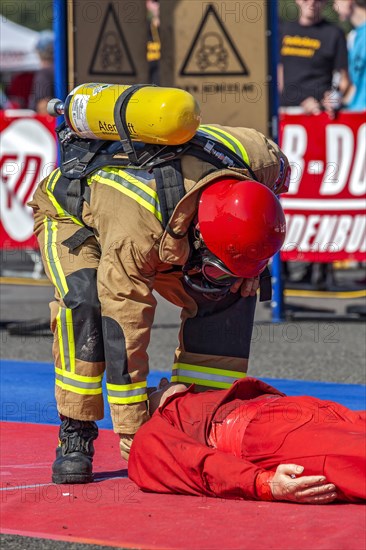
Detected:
left=279, top=0, right=350, bottom=117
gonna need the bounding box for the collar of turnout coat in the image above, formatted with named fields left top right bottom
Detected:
left=159, top=168, right=250, bottom=265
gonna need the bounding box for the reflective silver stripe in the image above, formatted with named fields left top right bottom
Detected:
left=55, top=372, right=102, bottom=390
left=123, top=168, right=154, bottom=182
left=172, top=367, right=241, bottom=385
left=200, top=125, right=243, bottom=158
left=45, top=219, right=67, bottom=298
left=60, top=308, right=71, bottom=372
left=107, top=386, right=147, bottom=398
left=198, top=125, right=250, bottom=166
left=97, top=169, right=161, bottom=217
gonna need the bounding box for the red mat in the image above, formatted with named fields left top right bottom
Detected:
left=1, top=421, right=365, bottom=549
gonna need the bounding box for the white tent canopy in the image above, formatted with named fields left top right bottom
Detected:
left=0, top=18, right=41, bottom=72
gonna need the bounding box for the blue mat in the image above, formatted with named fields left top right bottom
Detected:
left=1, top=359, right=365, bottom=428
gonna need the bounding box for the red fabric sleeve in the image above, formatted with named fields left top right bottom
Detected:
left=255, top=470, right=276, bottom=501
left=129, top=414, right=267, bottom=500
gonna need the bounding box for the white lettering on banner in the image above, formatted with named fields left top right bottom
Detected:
left=0, top=118, right=56, bottom=242
left=282, top=122, right=366, bottom=196
left=280, top=198, right=364, bottom=210
left=284, top=214, right=366, bottom=254
left=281, top=124, right=307, bottom=195
left=320, top=125, right=354, bottom=195
left=350, top=123, right=366, bottom=196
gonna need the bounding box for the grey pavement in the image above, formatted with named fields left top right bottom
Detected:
left=0, top=535, right=123, bottom=550
left=1, top=281, right=365, bottom=384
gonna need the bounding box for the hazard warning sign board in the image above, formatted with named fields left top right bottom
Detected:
left=67, top=0, right=148, bottom=89
left=160, top=0, right=276, bottom=136
left=180, top=5, right=250, bottom=77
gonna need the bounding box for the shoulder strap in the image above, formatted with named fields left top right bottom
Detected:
left=113, top=84, right=151, bottom=163
left=188, top=134, right=259, bottom=181
left=153, top=159, right=185, bottom=230
left=57, top=123, right=109, bottom=179
left=52, top=174, right=89, bottom=221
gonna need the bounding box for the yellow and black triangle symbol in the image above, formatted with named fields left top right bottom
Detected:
left=180, top=4, right=250, bottom=77
left=89, top=3, right=136, bottom=76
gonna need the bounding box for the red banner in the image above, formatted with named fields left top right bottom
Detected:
left=0, top=111, right=57, bottom=249
left=1, top=110, right=365, bottom=262
left=280, top=111, right=366, bottom=262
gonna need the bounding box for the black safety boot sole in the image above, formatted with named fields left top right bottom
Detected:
left=52, top=473, right=93, bottom=484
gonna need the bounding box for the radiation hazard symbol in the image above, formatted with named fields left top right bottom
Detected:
left=89, top=3, right=136, bottom=76
left=180, top=4, right=250, bottom=77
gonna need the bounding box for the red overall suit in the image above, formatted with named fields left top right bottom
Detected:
left=129, top=378, right=366, bottom=503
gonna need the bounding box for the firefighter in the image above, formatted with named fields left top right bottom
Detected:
left=29, top=119, right=290, bottom=484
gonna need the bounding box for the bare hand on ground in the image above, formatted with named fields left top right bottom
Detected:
left=269, top=464, right=337, bottom=504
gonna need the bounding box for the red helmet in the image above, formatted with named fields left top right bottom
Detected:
left=198, top=178, right=286, bottom=278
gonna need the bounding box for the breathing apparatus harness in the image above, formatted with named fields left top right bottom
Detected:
left=52, top=84, right=270, bottom=301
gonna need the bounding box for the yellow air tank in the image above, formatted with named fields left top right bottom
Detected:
left=63, top=83, right=201, bottom=145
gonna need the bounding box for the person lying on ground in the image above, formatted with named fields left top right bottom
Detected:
left=129, top=377, right=366, bottom=504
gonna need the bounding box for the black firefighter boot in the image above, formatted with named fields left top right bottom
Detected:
left=52, top=416, right=99, bottom=484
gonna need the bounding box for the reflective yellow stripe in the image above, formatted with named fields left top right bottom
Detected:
left=43, top=218, right=68, bottom=297
left=50, top=219, right=68, bottom=295
left=171, top=375, right=233, bottom=389
left=44, top=219, right=58, bottom=290
left=44, top=224, right=71, bottom=373
left=55, top=307, right=75, bottom=372
left=200, top=125, right=250, bottom=166
left=106, top=381, right=147, bottom=404
left=200, top=125, right=234, bottom=153
left=119, top=170, right=159, bottom=202
left=55, top=379, right=103, bottom=396
left=55, top=367, right=103, bottom=396
left=173, top=362, right=246, bottom=379
left=46, top=169, right=83, bottom=225
left=46, top=170, right=64, bottom=217
left=65, top=308, right=75, bottom=373
left=56, top=308, right=66, bottom=371
left=172, top=362, right=246, bottom=389
left=90, top=170, right=162, bottom=222
left=107, top=393, right=148, bottom=405
left=106, top=381, right=147, bottom=391
left=55, top=367, right=103, bottom=384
